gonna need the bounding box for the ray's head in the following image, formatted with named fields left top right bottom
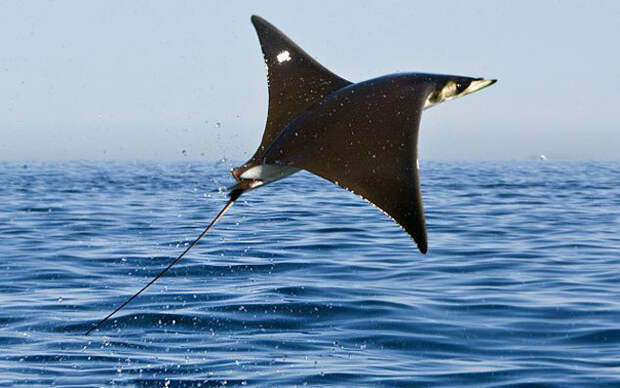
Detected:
left=424, top=76, right=496, bottom=109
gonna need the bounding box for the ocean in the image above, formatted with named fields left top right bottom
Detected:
left=0, top=160, right=619, bottom=387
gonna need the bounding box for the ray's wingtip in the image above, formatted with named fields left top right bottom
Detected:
left=250, top=14, right=265, bottom=25
left=412, top=233, right=428, bottom=254
left=418, top=243, right=428, bottom=255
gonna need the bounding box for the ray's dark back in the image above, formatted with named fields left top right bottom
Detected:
left=263, top=74, right=435, bottom=252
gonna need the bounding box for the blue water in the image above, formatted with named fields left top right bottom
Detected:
left=1, top=161, right=619, bottom=387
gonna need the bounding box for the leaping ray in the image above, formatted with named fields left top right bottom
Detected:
left=232, top=15, right=496, bottom=253
left=86, top=15, right=496, bottom=335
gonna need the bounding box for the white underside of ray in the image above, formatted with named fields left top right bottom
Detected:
left=240, top=164, right=300, bottom=187
left=423, top=79, right=495, bottom=110
left=463, top=79, right=495, bottom=96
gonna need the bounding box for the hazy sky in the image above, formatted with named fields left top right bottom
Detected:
left=1, top=1, right=618, bottom=161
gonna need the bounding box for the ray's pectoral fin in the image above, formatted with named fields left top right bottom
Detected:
left=263, top=79, right=433, bottom=254
left=248, top=15, right=352, bottom=161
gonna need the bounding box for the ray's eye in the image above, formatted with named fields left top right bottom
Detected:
left=456, top=82, right=468, bottom=94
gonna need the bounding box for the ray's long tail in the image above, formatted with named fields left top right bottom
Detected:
left=85, top=189, right=244, bottom=336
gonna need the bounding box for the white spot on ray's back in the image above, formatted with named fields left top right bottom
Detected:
left=276, top=50, right=291, bottom=63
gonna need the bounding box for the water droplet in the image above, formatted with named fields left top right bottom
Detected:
left=215, top=122, right=221, bottom=128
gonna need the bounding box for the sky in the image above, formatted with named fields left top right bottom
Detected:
left=1, top=0, right=618, bottom=161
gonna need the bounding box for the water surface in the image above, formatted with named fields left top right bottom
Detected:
left=0, top=161, right=619, bottom=386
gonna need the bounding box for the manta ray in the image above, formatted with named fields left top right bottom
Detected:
left=86, top=15, right=496, bottom=335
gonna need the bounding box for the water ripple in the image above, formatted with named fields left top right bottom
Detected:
left=0, top=161, right=619, bottom=386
